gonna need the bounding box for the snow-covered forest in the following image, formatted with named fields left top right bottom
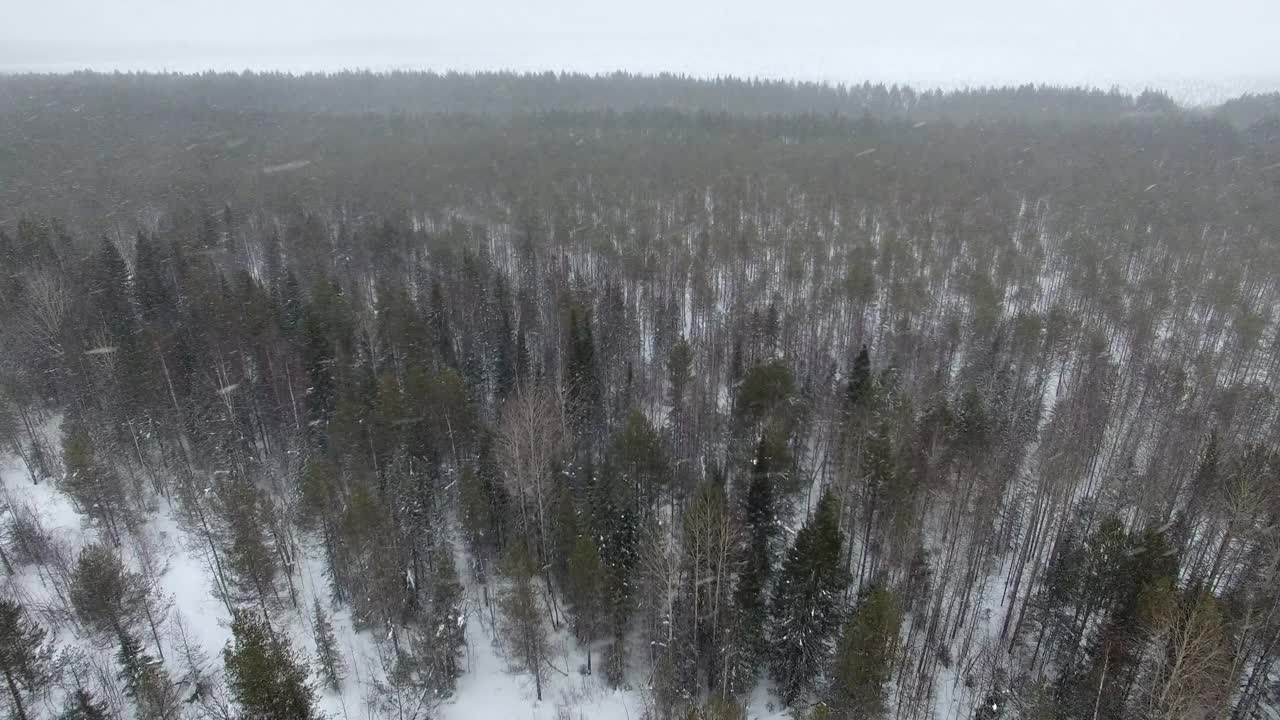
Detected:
left=1, top=72, right=1280, bottom=720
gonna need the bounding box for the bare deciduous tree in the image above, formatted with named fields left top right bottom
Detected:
left=496, top=385, right=565, bottom=571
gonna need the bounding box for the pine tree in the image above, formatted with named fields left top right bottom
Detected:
left=429, top=543, right=466, bottom=695
left=311, top=600, right=344, bottom=692
left=0, top=599, right=55, bottom=720
left=768, top=491, right=849, bottom=704
left=827, top=586, right=901, bottom=720
left=71, top=544, right=146, bottom=642
left=604, top=411, right=670, bottom=519
left=223, top=611, right=316, bottom=720
left=735, top=361, right=796, bottom=436
left=61, top=425, right=128, bottom=542
left=214, top=474, right=279, bottom=621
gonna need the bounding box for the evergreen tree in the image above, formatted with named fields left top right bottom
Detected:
left=311, top=600, right=344, bottom=693
left=298, top=457, right=345, bottom=603
left=827, top=586, right=900, bottom=720
left=667, top=337, right=694, bottom=408
left=768, top=491, right=849, bottom=704
left=223, top=610, right=317, bottom=720
left=499, top=545, right=548, bottom=701
left=566, top=534, right=605, bottom=674
left=458, top=465, right=496, bottom=563
left=60, top=689, right=110, bottom=720
left=564, top=305, right=601, bottom=439
left=0, top=599, right=55, bottom=720
left=428, top=543, right=466, bottom=695
left=604, top=411, right=670, bottom=519
left=732, top=436, right=778, bottom=684
left=214, top=474, right=279, bottom=621
left=846, top=345, right=872, bottom=418
left=71, top=544, right=146, bottom=642
left=117, top=632, right=179, bottom=720
left=734, top=360, right=796, bottom=437
left=429, top=280, right=456, bottom=370
left=60, top=425, right=128, bottom=542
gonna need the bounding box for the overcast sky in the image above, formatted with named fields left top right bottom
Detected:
left=3, top=0, right=1278, bottom=99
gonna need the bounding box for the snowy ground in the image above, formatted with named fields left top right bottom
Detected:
left=1, top=423, right=800, bottom=720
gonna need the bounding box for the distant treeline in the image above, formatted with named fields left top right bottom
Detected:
left=0, top=69, right=1197, bottom=122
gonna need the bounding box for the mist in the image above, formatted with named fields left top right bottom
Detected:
left=4, top=0, right=1280, bottom=100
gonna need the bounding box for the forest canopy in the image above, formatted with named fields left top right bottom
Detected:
left=0, top=72, right=1279, bottom=720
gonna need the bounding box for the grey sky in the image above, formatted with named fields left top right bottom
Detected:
left=3, top=0, right=1278, bottom=99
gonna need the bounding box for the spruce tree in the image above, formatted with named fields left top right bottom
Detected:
left=428, top=543, right=466, bottom=695
left=845, top=345, right=873, bottom=419
left=768, top=491, right=849, bottom=704
left=311, top=600, right=344, bottom=692
left=223, top=611, right=316, bottom=720
left=117, top=632, right=179, bottom=720
left=732, top=436, right=778, bottom=685
left=0, top=599, right=55, bottom=720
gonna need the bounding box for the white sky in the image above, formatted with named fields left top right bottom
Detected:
left=3, top=0, right=1278, bottom=98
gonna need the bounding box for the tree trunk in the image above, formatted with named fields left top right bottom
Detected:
left=2, top=667, right=28, bottom=720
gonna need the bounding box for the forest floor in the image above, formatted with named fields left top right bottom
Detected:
left=0, top=422, right=797, bottom=720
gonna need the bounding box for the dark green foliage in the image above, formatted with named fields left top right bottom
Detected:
left=845, top=345, right=873, bottom=419
left=827, top=587, right=900, bottom=720
left=0, top=599, right=55, bottom=720
left=60, top=689, right=111, bottom=720
left=566, top=534, right=605, bottom=674
left=1051, top=518, right=1181, bottom=719
left=429, top=544, right=466, bottom=695
left=458, top=465, right=498, bottom=561
left=60, top=426, right=129, bottom=541
left=301, top=280, right=353, bottom=438
left=214, top=475, right=279, bottom=620
left=70, top=544, right=145, bottom=639
left=3, top=71, right=1280, bottom=720
left=603, top=411, right=670, bottom=518
left=564, top=305, right=601, bottom=438
left=223, top=611, right=317, bottom=720
left=499, top=545, right=548, bottom=701
left=768, top=491, right=849, bottom=704
left=735, top=360, right=796, bottom=433
left=599, top=502, right=638, bottom=688
left=311, top=600, right=344, bottom=692
left=732, top=437, right=778, bottom=686
left=116, top=632, right=179, bottom=720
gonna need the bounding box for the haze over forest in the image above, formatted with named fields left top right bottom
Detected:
left=3, top=6, right=1280, bottom=720
left=4, top=0, right=1280, bottom=102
